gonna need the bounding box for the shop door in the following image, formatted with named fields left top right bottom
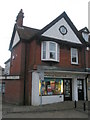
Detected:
left=64, top=79, right=72, bottom=101
left=77, top=79, right=84, bottom=100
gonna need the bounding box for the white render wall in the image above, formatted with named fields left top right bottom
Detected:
left=84, top=79, right=86, bottom=101
left=12, top=31, right=20, bottom=48
left=42, top=95, right=63, bottom=105
left=32, top=71, right=40, bottom=106
left=42, top=18, right=82, bottom=44
left=72, top=78, right=78, bottom=101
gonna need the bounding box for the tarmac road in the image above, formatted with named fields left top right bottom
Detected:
left=3, top=109, right=88, bottom=118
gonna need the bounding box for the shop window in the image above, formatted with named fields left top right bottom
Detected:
left=41, top=41, right=59, bottom=62
left=39, top=78, right=63, bottom=96
left=71, top=48, right=78, bottom=64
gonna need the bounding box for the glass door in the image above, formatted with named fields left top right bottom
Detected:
left=64, top=79, right=72, bottom=101
left=77, top=79, right=84, bottom=100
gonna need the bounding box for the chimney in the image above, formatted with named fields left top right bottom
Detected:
left=16, top=9, right=24, bottom=27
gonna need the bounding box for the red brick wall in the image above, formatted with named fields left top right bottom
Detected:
left=10, top=42, right=25, bottom=75
left=29, top=40, right=36, bottom=66
left=28, top=40, right=41, bottom=68
left=88, top=50, right=90, bottom=68
left=59, top=47, right=85, bottom=69
left=25, top=72, right=32, bottom=105
left=10, top=40, right=85, bottom=73
left=4, top=79, right=24, bottom=105
left=10, top=42, right=22, bottom=75
left=28, top=41, right=85, bottom=69
left=86, top=49, right=90, bottom=68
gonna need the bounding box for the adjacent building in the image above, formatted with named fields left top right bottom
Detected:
left=3, top=10, right=90, bottom=105
left=0, top=66, right=5, bottom=94
left=4, top=59, right=10, bottom=75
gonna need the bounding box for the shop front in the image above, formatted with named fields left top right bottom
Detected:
left=31, top=71, right=87, bottom=106
left=39, top=78, right=72, bottom=101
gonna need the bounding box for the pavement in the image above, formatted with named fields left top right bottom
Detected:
left=2, top=101, right=88, bottom=117
left=3, top=110, right=88, bottom=118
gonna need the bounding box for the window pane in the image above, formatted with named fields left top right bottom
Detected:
left=49, top=42, right=56, bottom=51
left=49, top=42, right=56, bottom=59
left=39, top=78, right=63, bottom=96
left=72, top=57, right=76, bottom=62
left=41, top=41, right=59, bottom=62
left=72, top=49, right=77, bottom=57
left=71, top=48, right=78, bottom=63
left=50, top=52, right=55, bottom=59
left=43, top=42, right=46, bottom=59
left=43, top=42, right=46, bottom=51
left=43, top=51, right=46, bottom=59
left=57, top=44, right=59, bottom=61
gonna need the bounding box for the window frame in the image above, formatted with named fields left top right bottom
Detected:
left=41, top=41, right=59, bottom=62
left=71, top=48, right=78, bottom=65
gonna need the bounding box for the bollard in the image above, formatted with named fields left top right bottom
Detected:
left=75, top=100, right=76, bottom=108
left=84, top=102, right=86, bottom=111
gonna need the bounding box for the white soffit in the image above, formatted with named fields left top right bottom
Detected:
left=42, top=18, right=82, bottom=44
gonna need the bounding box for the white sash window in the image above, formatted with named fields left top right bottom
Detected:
left=71, top=48, right=78, bottom=64
left=41, top=41, right=59, bottom=62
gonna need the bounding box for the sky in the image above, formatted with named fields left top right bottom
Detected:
left=0, top=0, right=89, bottom=68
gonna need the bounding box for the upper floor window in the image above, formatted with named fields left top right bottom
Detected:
left=41, top=41, right=59, bottom=62
left=82, top=32, right=88, bottom=42
left=71, top=48, right=78, bottom=64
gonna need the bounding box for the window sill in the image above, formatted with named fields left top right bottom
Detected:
left=39, top=94, right=63, bottom=96
left=71, top=62, right=79, bottom=66
left=41, top=59, right=59, bottom=63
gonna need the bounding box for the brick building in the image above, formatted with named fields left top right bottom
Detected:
left=4, top=59, right=10, bottom=75
left=4, top=10, right=90, bottom=105
left=0, top=66, right=5, bottom=95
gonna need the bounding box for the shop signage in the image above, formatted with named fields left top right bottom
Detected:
left=0, top=75, right=20, bottom=80
left=7, top=76, right=20, bottom=79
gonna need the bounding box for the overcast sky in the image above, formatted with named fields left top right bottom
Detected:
left=0, top=0, right=89, bottom=67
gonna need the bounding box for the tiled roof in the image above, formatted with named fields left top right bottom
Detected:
left=16, top=25, right=40, bottom=40
left=9, top=24, right=40, bottom=50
